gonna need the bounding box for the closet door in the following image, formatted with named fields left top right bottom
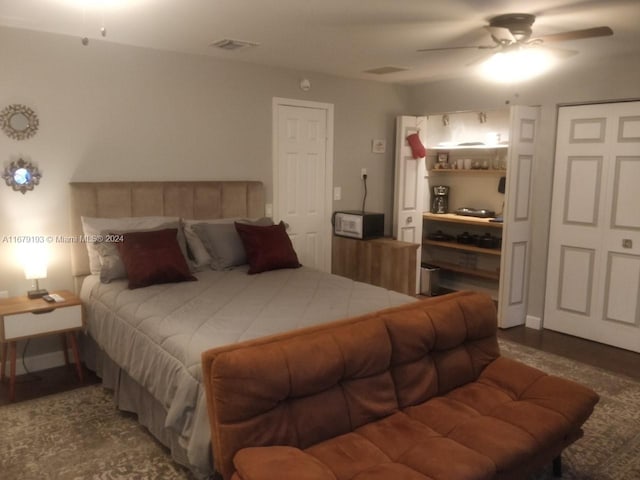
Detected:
left=544, top=101, right=640, bottom=352
left=498, top=106, right=539, bottom=327
left=393, top=116, right=426, bottom=293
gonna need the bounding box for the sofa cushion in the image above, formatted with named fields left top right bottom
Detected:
left=234, top=447, right=337, bottom=480
left=254, top=412, right=497, bottom=480
left=232, top=354, right=598, bottom=480
left=402, top=356, right=599, bottom=474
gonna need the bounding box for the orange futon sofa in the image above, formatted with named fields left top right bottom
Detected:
left=202, top=291, right=599, bottom=480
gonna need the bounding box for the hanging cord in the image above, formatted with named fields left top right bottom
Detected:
left=20, top=339, right=42, bottom=381
left=361, top=174, right=368, bottom=213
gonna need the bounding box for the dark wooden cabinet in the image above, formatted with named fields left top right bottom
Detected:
left=331, top=236, right=419, bottom=296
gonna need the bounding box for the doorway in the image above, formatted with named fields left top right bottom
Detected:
left=272, top=98, right=334, bottom=272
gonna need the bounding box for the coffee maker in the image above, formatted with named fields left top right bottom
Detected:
left=431, top=185, right=449, bottom=214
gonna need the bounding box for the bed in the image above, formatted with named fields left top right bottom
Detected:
left=70, top=181, right=416, bottom=479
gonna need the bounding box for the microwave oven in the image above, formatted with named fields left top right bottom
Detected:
left=333, top=211, right=384, bottom=239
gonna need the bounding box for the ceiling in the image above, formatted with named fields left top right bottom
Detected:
left=1, top=0, right=639, bottom=84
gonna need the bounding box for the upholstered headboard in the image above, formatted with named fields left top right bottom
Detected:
left=69, top=181, right=265, bottom=286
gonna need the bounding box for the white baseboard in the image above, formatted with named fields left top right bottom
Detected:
left=13, top=350, right=68, bottom=376
left=526, top=315, right=542, bottom=330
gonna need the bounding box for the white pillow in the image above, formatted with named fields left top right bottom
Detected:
left=81, top=216, right=180, bottom=274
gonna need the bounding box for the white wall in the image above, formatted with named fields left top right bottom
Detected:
left=407, top=51, right=640, bottom=322
left=0, top=26, right=408, bottom=362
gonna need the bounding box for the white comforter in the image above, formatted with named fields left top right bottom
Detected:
left=81, top=266, right=415, bottom=476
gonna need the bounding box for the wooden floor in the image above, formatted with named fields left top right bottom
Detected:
left=498, top=326, right=640, bottom=381
left=0, top=363, right=100, bottom=406
left=1, top=327, right=638, bottom=404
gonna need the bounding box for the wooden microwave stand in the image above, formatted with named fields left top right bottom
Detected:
left=0, top=290, right=84, bottom=402
left=332, top=236, right=419, bottom=296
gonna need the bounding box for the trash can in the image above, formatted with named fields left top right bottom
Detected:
left=420, top=263, right=440, bottom=296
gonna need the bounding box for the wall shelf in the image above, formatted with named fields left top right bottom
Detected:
left=429, top=144, right=509, bottom=151
left=427, top=260, right=501, bottom=281
left=423, top=212, right=503, bottom=228
left=424, top=239, right=502, bottom=256
left=428, top=169, right=506, bottom=175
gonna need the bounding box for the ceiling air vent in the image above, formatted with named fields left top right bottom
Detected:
left=210, top=38, right=259, bottom=51
left=364, top=66, right=408, bottom=75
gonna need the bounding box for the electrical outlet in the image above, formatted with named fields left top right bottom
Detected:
left=333, top=186, right=341, bottom=200
left=361, top=168, right=367, bottom=178
left=0, top=290, right=8, bottom=299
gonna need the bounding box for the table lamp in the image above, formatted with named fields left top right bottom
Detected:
left=24, top=249, right=48, bottom=299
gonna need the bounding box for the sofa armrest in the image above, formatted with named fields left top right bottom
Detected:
left=234, top=446, right=337, bottom=480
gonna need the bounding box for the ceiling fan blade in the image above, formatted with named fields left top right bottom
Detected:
left=485, top=26, right=515, bottom=44
left=541, top=45, right=579, bottom=59
left=535, top=26, right=613, bottom=43
left=466, top=52, right=494, bottom=67
left=417, top=45, right=495, bottom=52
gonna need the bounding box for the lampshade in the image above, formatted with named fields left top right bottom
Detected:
left=24, top=260, right=47, bottom=281
left=22, top=244, right=49, bottom=298
left=23, top=247, right=48, bottom=280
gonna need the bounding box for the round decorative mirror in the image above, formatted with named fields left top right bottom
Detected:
left=2, top=158, right=42, bottom=194
left=13, top=167, right=32, bottom=185
left=0, top=104, right=39, bottom=140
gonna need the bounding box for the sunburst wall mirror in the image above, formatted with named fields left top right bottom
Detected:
left=2, top=158, right=42, bottom=194
left=0, top=104, right=39, bottom=140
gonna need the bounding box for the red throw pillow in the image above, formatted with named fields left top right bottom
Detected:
left=117, top=228, right=197, bottom=289
left=234, top=221, right=301, bottom=274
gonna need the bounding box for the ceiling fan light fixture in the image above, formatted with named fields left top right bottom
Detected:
left=479, top=47, right=556, bottom=84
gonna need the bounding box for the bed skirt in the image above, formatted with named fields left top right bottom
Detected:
left=81, top=333, right=213, bottom=479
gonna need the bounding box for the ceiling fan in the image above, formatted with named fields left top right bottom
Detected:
left=417, top=13, right=613, bottom=54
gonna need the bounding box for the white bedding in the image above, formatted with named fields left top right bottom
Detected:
left=81, top=266, right=416, bottom=477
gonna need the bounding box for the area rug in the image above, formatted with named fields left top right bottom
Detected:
left=0, top=385, right=195, bottom=479
left=0, top=340, right=638, bottom=480
left=499, top=340, right=640, bottom=480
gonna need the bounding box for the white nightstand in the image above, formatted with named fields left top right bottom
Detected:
left=0, top=290, right=84, bottom=402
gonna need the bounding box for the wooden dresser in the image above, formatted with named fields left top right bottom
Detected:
left=331, top=236, right=419, bottom=296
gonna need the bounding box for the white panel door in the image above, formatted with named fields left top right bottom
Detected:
left=393, top=116, right=427, bottom=293
left=273, top=100, right=333, bottom=272
left=545, top=101, right=640, bottom=352
left=498, top=106, right=539, bottom=327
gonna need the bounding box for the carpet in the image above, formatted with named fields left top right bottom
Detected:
left=498, top=340, right=640, bottom=480
left=0, top=340, right=638, bottom=480
left=0, top=385, right=195, bottom=480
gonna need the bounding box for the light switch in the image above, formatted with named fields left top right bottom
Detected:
left=265, top=203, right=273, bottom=217
left=333, top=186, right=341, bottom=200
